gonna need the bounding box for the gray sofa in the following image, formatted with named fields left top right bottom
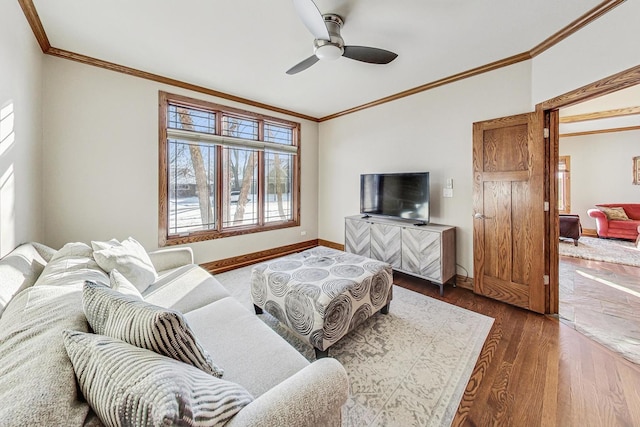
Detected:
left=0, top=241, right=349, bottom=426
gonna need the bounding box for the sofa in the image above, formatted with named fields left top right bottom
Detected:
left=0, top=240, right=349, bottom=426
left=587, top=204, right=640, bottom=240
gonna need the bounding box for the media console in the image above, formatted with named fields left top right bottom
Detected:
left=344, top=215, right=456, bottom=295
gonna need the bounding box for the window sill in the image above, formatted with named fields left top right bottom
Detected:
left=160, top=219, right=300, bottom=247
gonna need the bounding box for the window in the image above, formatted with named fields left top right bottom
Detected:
left=557, top=155, right=571, bottom=214
left=159, top=92, right=300, bottom=245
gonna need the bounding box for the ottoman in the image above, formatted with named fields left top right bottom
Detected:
left=250, top=247, right=393, bottom=359
left=559, top=214, right=582, bottom=246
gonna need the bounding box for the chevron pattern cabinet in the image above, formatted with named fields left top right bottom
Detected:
left=344, top=217, right=371, bottom=257
left=370, top=223, right=402, bottom=268
left=345, top=215, right=456, bottom=295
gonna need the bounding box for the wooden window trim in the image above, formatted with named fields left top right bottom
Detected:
left=158, top=91, right=300, bottom=247
left=557, top=155, right=571, bottom=214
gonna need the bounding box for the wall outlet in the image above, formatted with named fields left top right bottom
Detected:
left=443, top=188, right=453, bottom=198
left=300, top=230, right=307, bottom=236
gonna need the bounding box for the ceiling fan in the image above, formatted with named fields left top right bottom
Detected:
left=286, top=0, right=398, bottom=75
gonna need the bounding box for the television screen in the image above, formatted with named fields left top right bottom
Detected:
left=360, top=172, right=430, bottom=223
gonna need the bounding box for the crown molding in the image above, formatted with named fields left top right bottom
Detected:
left=560, top=125, right=640, bottom=138
left=18, top=0, right=624, bottom=122
left=319, top=0, right=625, bottom=121
left=46, top=47, right=318, bottom=122
left=529, top=0, right=624, bottom=57
left=318, top=52, right=532, bottom=122
left=559, top=106, right=640, bottom=123
left=18, top=0, right=50, bottom=52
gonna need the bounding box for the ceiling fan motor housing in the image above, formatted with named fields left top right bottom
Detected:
left=313, top=14, right=344, bottom=60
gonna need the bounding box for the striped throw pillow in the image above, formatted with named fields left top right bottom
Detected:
left=62, top=331, right=253, bottom=427
left=83, top=280, right=224, bottom=377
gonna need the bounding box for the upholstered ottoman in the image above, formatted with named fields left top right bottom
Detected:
left=560, top=214, right=582, bottom=246
left=250, top=247, right=393, bottom=358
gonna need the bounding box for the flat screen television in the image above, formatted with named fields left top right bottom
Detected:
left=360, top=172, right=430, bottom=224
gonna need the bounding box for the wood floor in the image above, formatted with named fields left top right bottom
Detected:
left=559, top=255, right=640, bottom=366
left=394, top=265, right=640, bottom=427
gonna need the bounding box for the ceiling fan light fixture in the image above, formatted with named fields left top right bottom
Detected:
left=314, top=43, right=343, bottom=60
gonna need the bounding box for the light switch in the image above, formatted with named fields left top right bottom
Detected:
left=445, top=178, right=454, bottom=189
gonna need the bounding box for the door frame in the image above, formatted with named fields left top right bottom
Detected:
left=540, top=64, right=640, bottom=314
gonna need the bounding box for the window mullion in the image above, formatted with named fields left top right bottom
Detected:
left=216, top=112, right=224, bottom=232
left=161, top=92, right=299, bottom=245
left=258, top=119, right=265, bottom=226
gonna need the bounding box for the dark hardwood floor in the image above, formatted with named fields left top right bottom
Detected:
left=394, top=266, right=640, bottom=427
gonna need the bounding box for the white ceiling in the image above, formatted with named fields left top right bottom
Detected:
left=32, top=0, right=603, bottom=119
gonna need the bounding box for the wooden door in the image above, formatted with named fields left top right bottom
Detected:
left=472, top=112, right=546, bottom=313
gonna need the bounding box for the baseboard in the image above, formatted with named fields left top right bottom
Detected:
left=455, top=274, right=473, bottom=290
left=202, top=239, right=476, bottom=292
left=582, top=228, right=598, bottom=238
left=318, top=239, right=344, bottom=251
left=200, top=239, right=319, bottom=275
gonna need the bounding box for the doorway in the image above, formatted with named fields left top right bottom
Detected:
left=546, top=70, right=640, bottom=364
left=541, top=64, right=640, bottom=315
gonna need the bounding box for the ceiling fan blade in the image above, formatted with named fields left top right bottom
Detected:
left=343, top=46, right=398, bottom=64
left=292, top=0, right=330, bottom=41
left=286, top=55, right=320, bottom=75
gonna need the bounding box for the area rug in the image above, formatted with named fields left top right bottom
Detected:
left=214, top=266, right=494, bottom=427
left=559, top=236, right=640, bottom=267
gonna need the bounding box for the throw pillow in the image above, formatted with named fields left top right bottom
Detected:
left=33, top=242, right=109, bottom=288
left=90, top=238, right=120, bottom=252
left=92, top=237, right=158, bottom=293
left=598, top=206, right=630, bottom=221
left=0, top=286, right=93, bottom=425
left=83, top=280, right=223, bottom=377
left=62, top=331, right=253, bottom=427
left=109, top=269, right=143, bottom=299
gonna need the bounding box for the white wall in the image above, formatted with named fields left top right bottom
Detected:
left=34, top=0, right=640, bottom=271
left=532, top=0, right=640, bottom=105
left=560, top=130, right=640, bottom=230
left=318, top=0, right=640, bottom=278
left=42, top=57, right=319, bottom=264
left=0, top=1, right=44, bottom=256
left=318, top=61, right=533, bottom=273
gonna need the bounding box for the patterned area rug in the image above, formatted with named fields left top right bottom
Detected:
left=215, top=265, right=493, bottom=427
left=559, top=236, right=640, bottom=267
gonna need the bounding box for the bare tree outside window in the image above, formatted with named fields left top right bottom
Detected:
left=159, top=91, right=299, bottom=245
left=176, top=107, right=213, bottom=226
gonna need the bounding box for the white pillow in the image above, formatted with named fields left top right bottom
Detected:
left=90, top=238, right=120, bottom=252
left=33, top=242, right=108, bottom=288
left=109, top=269, right=143, bottom=299
left=92, top=237, right=158, bottom=293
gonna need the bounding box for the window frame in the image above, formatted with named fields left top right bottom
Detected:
left=557, top=155, right=571, bottom=214
left=158, top=91, right=300, bottom=246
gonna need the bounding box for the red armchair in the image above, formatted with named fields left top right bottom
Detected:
left=587, top=204, right=640, bottom=240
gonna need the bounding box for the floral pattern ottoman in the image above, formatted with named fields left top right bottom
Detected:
left=250, top=247, right=393, bottom=358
